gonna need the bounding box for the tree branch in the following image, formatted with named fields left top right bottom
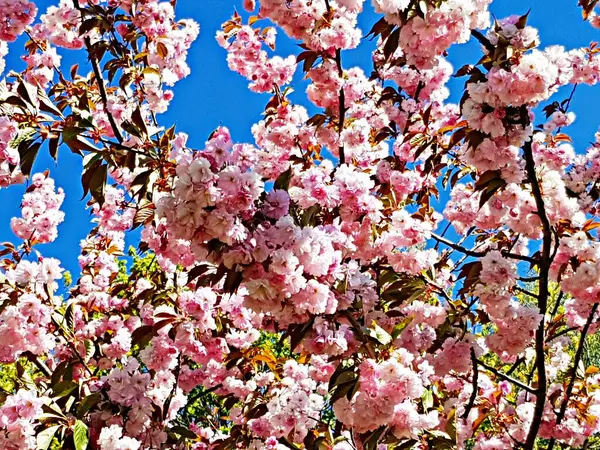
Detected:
left=74, top=4, right=124, bottom=144
left=461, top=348, right=479, bottom=419
left=514, top=286, right=539, bottom=300
left=547, top=303, right=599, bottom=450
left=335, top=48, right=346, bottom=165
left=476, top=358, right=537, bottom=394
left=23, top=352, right=52, bottom=377
left=522, top=138, right=554, bottom=450
left=431, top=233, right=536, bottom=263
left=342, top=310, right=376, bottom=359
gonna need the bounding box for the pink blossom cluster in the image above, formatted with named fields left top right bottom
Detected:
left=133, top=0, right=200, bottom=86
left=2, top=0, right=600, bottom=449
left=0, top=291, right=56, bottom=363
left=98, top=424, right=142, bottom=450
left=252, top=101, right=317, bottom=179
left=10, top=173, right=65, bottom=244
left=22, top=45, right=61, bottom=87
left=0, top=41, right=8, bottom=75
left=376, top=0, right=492, bottom=69
left=0, top=256, right=63, bottom=363
left=379, top=55, right=453, bottom=103
left=333, top=356, right=435, bottom=435
left=258, top=0, right=364, bottom=51
left=0, top=117, right=20, bottom=184
left=0, top=390, right=46, bottom=449
left=0, top=0, right=37, bottom=42
left=246, top=361, right=325, bottom=441
left=150, top=127, right=264, bottom=266
left=36, top=0, right=85, bottom=49
left=217, top=25, right=296, bottom=93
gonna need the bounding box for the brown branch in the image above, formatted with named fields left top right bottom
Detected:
left=550, top=291, right=565, bottom=318
left=556, top=84, right=578, bottom=135
left=519, top=276, right=540, bottom=283
left=506, top=356, right=526, bottom=376
left=522, top=138, right=554, bottom=450
left=342, top=310, right=376, bottom=359
left=51, top=317, right=94, bottom=377
left=23, top=352, right=52, bottom=377
left=546, top=326, right=578, bottom=343
left=476, top=358, right=536, bottom=394
left=547, top=303, right=599, bottom=450
left=461, top=348, right=479, bottom=419
left=74, top=4, right=124, bottom=144
left=163, top=354, right=182, bottom=420
left=185, top=383, right=223, bottom=406
left=514, top=286, right=539, bottom=300
left=431, top=233, right=536, bottom=264
left=335, top=48, right=346, bottom=165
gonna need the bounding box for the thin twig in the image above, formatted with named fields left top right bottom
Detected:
left=432, top=233, right=536, bottom=263
left=550, top=291, right=565, bottom=318
left=184, top=383, right=223, bottom=406
left=476, top=358, right=537, bottom=394
left=74, top=3, right=124, bottom=143
left=163, top=354, right=182, bottom=420
left=514, top=286, right=539, bottom=300
left=519, top=276, right=540, bottom=283
left=506, top=356, right=526, bottom=376
left=546, top=326, right=577, bottom=343
left=343, top=310, right=376, bottom=359
left=23, top=352, right=52, bottom=377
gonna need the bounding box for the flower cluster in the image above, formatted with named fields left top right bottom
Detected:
left=1, top=1, right=600, bottom=449
left=0, top=0, right=36, bottom=42
left=258, top=0, right=364, bottom=51
left=10, top=173, right=65, bottom=244
left=218, top=25, right=295, bottom=93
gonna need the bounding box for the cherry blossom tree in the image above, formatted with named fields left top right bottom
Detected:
left=3, top=0, right=600, bottom=449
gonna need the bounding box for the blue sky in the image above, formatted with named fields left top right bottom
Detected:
left=1, top=0, right=599, bottom=277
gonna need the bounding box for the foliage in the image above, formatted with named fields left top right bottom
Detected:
left=2, top=0, right=600, bottom=449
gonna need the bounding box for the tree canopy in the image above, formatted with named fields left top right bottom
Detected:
left=3, top=0, right=600, bottom=449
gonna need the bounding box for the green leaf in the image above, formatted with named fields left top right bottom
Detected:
left=426, top=430, right=455, bottom=450
left=383, top=27, right=400, bottom=61
left=301, top=204, right=321, bottom=228
left=18, top=141, right=42, bottom=176
left=37, top=425, right=60, bottom=450
left=73, top=420, right=89, bottom=450
left=171, top=426, right=197, bottom=439
left=515, top=9, right=530, bottom=29
left=131, top=325, right=154, bottom=348
left=41, top=403, right=66, bottom=421
left=51, top=360, right=70, bottom=387
left=88, top=163, right=108, bottom=206
left=366, top=321, right=392, bottom=346
left=52, top=380, right=78, bottom=398
left=422, top=389, right=434, bottom=410
left=17, top=80, right=39, bottom=111
left=328, top=370, right=358, bottom=404
left=274, top=168, right=292, bottom=191
left=77, top=393, right=101, bottom=418
left=445, top=408, right=457, bottom=443
left=64, top=303, right=74, bottom=332
left=49, top=137, right=59, bottom=160
left=391, top=317, right=414, bottom=340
